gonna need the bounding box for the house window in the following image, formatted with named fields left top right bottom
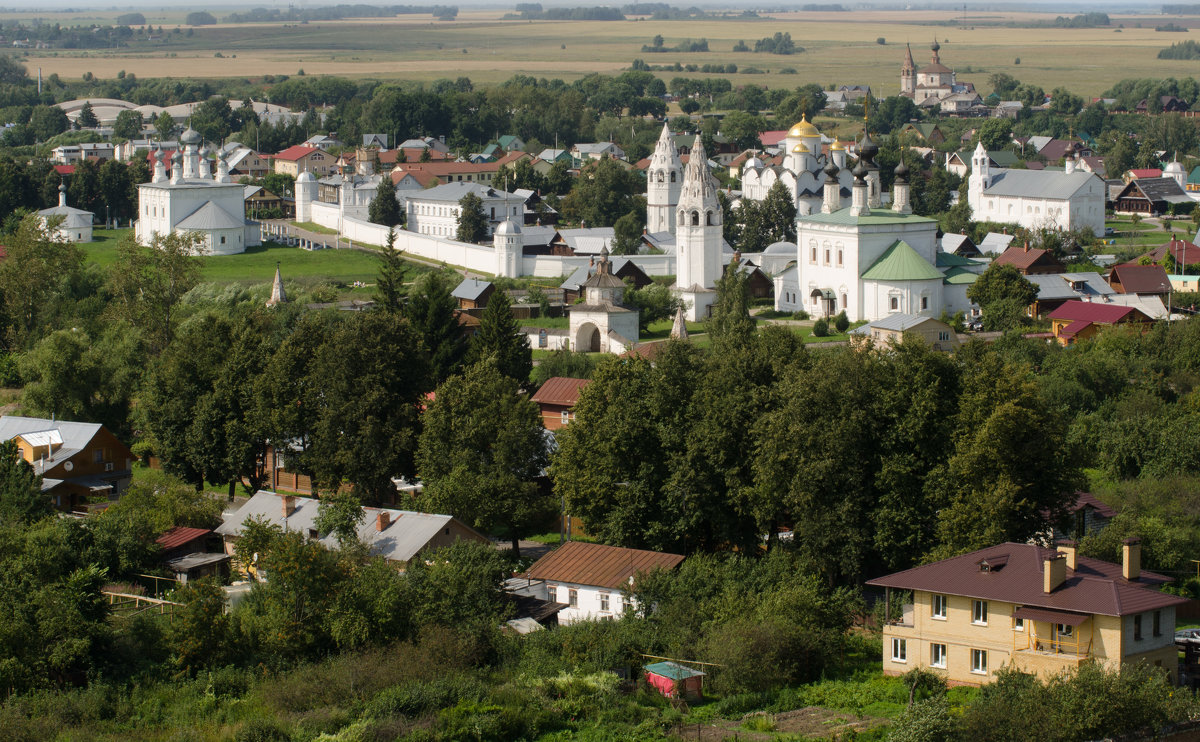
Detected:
left=1057, top=623, right=1074, bottom=640
left=1014, top=616, right=1025, bottom=631
left=561, top=411, right=570, bottom=425
left=1154, top=610, right=1161, bottom=637
left=811, top=247, right=817, bottom=263
left=824, top=249, right=830, bottom=265
left=1134, top=614, right=1142, bottom=641
left=889, top=296, right=899, bottom=311
left=932, top=594, right=947, bottom=620
left=971, top=649, right=988, bottom=674
left=622, top=594, right=630, bottom=612
left=973, top=600, right=988, bottom=625
left=891, top=638, right=907, bottom=663
left=94, top=449, right=105, bottom=463
left=930, top=643, right=947, bottom=668
left=938, top=331, right=951, bottom=342
left=837, top=250, right=843, bottom=266
left=568, top=588, right=578, bottom=608
left=600, top=593, right=610, bottom=612
left=547, top=586, right=557, bottom=603
left=921, top=297, right=929, bottom=310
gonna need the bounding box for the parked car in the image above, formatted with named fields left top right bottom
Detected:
left=1175, top=628, right=1200, bottom=642
left=1104, top=227, right=1115, bottom=236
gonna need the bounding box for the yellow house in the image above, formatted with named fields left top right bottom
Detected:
left=867, top=539, right=1185, bottom=685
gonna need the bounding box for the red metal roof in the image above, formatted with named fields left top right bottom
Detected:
left=53, top=165, right=75, bottom=176
left=1128, top=168, right=1162, bottom=179
left=391, top=151, right=527, bottom=178
left=866, top=542, right=1186, bottom=617
left=1144, top=238, right=1200, bottom=268
left=1066, top=491, right=1117, bottom=519
left=993, top=245, right=1062, bottom=272
left=1048, top=300, right=1140, bottom=325
left=1058, top=320, right=1092, bottom=338
left=530, top=377, right=591, bottom=407
left=155, top=526, right=211, bottom=551
left=1109, top=263, right=1172, bottom=295
left=525, top=540, right=684, bottom=590
left=273, top=145, right=320, bottom=161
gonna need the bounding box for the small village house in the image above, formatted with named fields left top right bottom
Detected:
left=514, top=541, right=684, bottom=625
left=867, top=539, right=1186, bottom=686
left=451, top=278, right=495, bottom=310
left=1107, top=263, right=1172, bottom=303
left=272, top=145, right=335, bottom=177
left=992, top=244, right=1065, bottom=275
left=850, top=314, right=960, bottom=351
left=1048, top=300, right=1152, bottom=345
left=0, top=415, right=134, bottom=512
left=531, top=377, right=591, bottom=431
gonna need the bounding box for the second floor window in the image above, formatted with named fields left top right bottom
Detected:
left=973, top=600, right=988, bottom=625
left=932, top=594, right=947, bottom=619
left=1134, top=614, right=1143, bottom=641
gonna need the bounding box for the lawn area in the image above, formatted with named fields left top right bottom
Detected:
left=293, top=221, right=339, bottom=235
left=82, top=233, right=407, bottom=286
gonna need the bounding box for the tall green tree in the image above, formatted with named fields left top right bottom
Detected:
left=418, top=361, right=551, bottom=555
left=0, top=214, right=85, bottom=349
left=468, top=291, right=531, bottom=387
left=368, top=177, right=402, bottom=226
left=106, top=231, right=202, bottom=353
left=967, top=263, right=1038, bottom=332
left=456, top=192, right=488, bottom=243
left=0, top=440, right=50, bottom=526
left=154, top=111, right=175, bottom=141
left=559, top=158, right=643, bottom=227
left=708, top=257, right=755, bottom=356
left=112, top=109, right=144, bottom=141
left=375, top=227, right=405, bottom=313
left=403, top=271, right=467, bottom=386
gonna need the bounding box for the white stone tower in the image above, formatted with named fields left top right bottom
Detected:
left=901, top=43, right=916, bottom=96
left=494, top=217, right=522, bottom=278
left=674, top=135, right=722, bottom=321
left=967, top=141, right=991, bottom=215
left=646, top=123, right=683, bottom=234
left=295, top=169, right=318, bottom=223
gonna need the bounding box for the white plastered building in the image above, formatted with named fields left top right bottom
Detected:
left=674, top=135, right=724, bottom=321
left=740, top=115, right=857, bottom=216
left=966, top=142, right=1105, bottom=236
left=134, top=127, right=260, bottom=255
left=39, top=184, right=94, bottom=243
left=568, top=247, right=639, bottom=353
left=646, top=123, right=683, bottom=234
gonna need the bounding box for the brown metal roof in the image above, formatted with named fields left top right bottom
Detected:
left=1110, top=263, right=1172, bottom=295
left=994, top=245, right=1063, bottom=272
left=525, top=540, right=684, bottom=590
left=866, top=542, right=1187, bottom=617
left=155, top=526, right=212, bottom=552
left=1066, top=491, right=1117, bottom=519
left=530, top=377, right=591, bottom=407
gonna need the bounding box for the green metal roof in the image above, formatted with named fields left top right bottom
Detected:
left=644, top=661, right=706, bottom=680
left=1188, top=166, right=1200, bottom=185
left=989, top=150, right=1020, bottom=167
left=799, top=208, right=936, bottom=227
left=935, top=251, right=982, bottom=268
left=942, top=266, right=980, bottom=285
left=861, top=240, right=945, bottom=282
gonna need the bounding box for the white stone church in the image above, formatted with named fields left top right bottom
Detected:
left=739, top=116, right=857, bottom=216
left=966, top=142, right=1105, bottom=236
left=135, top=127, right=261, bottom=255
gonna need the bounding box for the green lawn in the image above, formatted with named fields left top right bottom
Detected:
left=82, top=232, right=399, bottom=286
left=293, top=221, right=339, bottom=235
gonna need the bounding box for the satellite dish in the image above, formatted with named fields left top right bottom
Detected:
left=63, top=461, right=73, bottom=472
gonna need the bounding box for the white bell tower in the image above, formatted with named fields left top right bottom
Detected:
left=967, top=141, right=991, bottom=215
left=646, top=123, right=683, bottom=235
left=494, top=218, right=522, bottom=278
left=674, top=135, right=722, bottom=321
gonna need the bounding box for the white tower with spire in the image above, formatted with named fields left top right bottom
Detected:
left=674, top=135, right=723, bottom=321
left=646, top=123, right=683, bottom=235
left=967, top=141, right=992, bottom=215
left=494, top=218, right=522, bottom=278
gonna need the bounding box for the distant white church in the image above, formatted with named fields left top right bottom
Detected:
left=135, top=127, right=260, bottom=255
left=966, top=142, right=1105, bottom=236
left=39, top=183, right=93, bottom=243
left=740, top=116, right=857, bottom=216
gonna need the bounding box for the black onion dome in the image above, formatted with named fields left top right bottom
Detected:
left=894, top=159, right=910, bottom=183
left=824, top=159, right=840, bottom=178
left=859, top=132, right=879, bottom=164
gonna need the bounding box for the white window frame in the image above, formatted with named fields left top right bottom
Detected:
left=932, top=594, right=947, bottom=620
left=561, top=410, right=570, bottom=425
left=547, top=585, right=557, bottom=603
left=568, top=588, right=578, bottom=608
left=599, top=592, right=610, bottom=612
left=973, top=600, right=988, bottom=626
left=891, top=638, right=907, bottom=663
left=971, top=648, right=988, bottom=675
left=930, top=643, right=946, bottom=668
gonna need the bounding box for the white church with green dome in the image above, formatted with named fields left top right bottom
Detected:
left=776, top=133, right=979, bottom=322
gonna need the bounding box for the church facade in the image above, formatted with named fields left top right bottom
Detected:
left=900, top=41, right=976, bottom=107
left=673, top=136, right=725, bottom=321
left=740, top=116, right=856, bottom=216
left=966, top=142, right=1105, bottom=236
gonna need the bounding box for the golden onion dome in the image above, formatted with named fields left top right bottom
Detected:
left=792, top=142, right=809, bottom=154
left=831, top=140, right=847, bottom=151
left=787, top=115, right=820, bottom=139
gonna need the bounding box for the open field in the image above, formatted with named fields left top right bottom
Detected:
left=11, top=9, right=1200, bottom=97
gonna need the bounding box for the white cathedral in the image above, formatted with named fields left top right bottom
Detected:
left=739, top=116, right=859, bottom=216
left=135, top=127, right=261, bottom=255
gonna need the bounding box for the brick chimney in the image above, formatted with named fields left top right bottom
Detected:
left=1024, top=241, right=1030, bottom=252
left=1043, top=553, right=1066, bottom=593
left=376, top=511, right=391, bottom=532
left=1056, top=539, right=1077, bottom=570
left=1122, top=537, right=1141, bottom=580
left=282, top=495, right=296, bottom=518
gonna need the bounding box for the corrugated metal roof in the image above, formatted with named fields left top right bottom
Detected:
left=176, top=200, right=244, bottom=230
left=1048, top=300, right=1140, bottom=324
left=941, top=266, right=979, bottom=285
left=866, top=542, right=1186, bottom=617
left=994, top=245, right=1061, bottom=272
left=853, top=313, right=945, bottom=333
left=451, top=278, right=493, bottom=301
left=645, top=661, right=705, bottom=680
left=156, top=526, right=213, bottom=551
left=525, top=541, right=684, bottom=590
left=1110, top=264, right=1172, bottom=295
left=0, top=416, right=105, bottom=475
left=216, top=491, right=486, bottom=563
left=531, top=377, right=591, bottom=407
left=861, top=240, right=945, bottom=282
left=983, top=169, right=1097, bottom=200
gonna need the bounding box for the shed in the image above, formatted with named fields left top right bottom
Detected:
left=644, top=661, right=706, bottom=701
left=452, top=278, right=495, bottom=310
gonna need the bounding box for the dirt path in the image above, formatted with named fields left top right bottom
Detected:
left=669, top=707, right=889, bottom=741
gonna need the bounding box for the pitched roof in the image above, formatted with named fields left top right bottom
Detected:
left=978, top=232, right=1015, bottom=253
left=934, top=250, right=981, bottom=267
left=866, top=542, right=1186, bottom=617
left=531, top=377, right=591, bottom=407
left=215, top=490, right=485, bottom=563
left=1026, top=272, right=1114, bottom=301
left=850, top=313, right=948, bottom=333
left=1109, top=263, right=1171, bottom=295
left=1047, top=300, right=1142, bottom=324
left=861, top=240, right=944, bottom=281
left=525, top=540, right=684, bottom=590
left=1121, top=177, right=1191, bottom=204
left=176, top=200, right=245, bottom=231
left=451, top=278, right=493, bottom=301
left=273, top=145, right=320, bottom=162
left=1128, top=168, right=1162, bottom=179
left=1066, top=491, right=1117, bottom=519
left=942, top=266, right=980, bottom=285
left=994, top=245, right=1062, bottom=272
left=1143, top=238, right=1200, bottom=268
left=0, top=416, right=108, bottom=475
left=155, top=526, right=212, bottom=551
left=983, top=169, right=1098, bottom=199
left=392, top=151, right=527, bottom=180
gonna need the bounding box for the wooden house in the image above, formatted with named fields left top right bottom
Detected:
left=452, top=278, right=495, bottom=310
left=1047, top=300, right=1151, bottom=345
left=0, top=416, right=134, bottom=512
left=1107, top=263, right=1171, bottom=302
left=1112, top=178, right=1192, bottom=215
left=531, top=377, right=591, bottom=431
left=993, top=245, right=1065, bottom=275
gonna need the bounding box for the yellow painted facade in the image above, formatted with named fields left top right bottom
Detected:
left=881, top=589, right=1177, bottom=685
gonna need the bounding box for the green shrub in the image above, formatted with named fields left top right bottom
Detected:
left=812, top=318, right=829, bottom=337
left=833, top=310, right=849, bottom=333
left=234, top=718, right=290, bottom=742
left=791, top=309, right=809, bottom=320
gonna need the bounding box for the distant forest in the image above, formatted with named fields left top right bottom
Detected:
left=1163, top=4, right=1200, bottom=13
left=223, top=4, right=458, bottom=23
left=1159, top=39, right=1200, bottom=58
